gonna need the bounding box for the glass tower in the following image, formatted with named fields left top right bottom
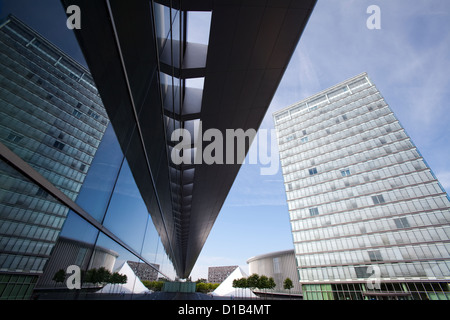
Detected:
left=0, top=15, right=175, bottom=300
left=0, top=15, right=107, bottom=298
left=273, top=73, right=450, bottom=300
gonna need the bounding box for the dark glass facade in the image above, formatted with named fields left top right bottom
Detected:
left=0, top=15, right=175, bottom=300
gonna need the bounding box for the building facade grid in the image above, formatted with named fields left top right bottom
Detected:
left=274, top=73, right=450, bottom=300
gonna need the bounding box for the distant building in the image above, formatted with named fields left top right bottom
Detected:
left=35, top=237, right=118, bottom=289
left=127, top=261, right=160, bottom=282
left=208, top=266, right=238, bottom=283
left=247, top=250, right=301, bottom=296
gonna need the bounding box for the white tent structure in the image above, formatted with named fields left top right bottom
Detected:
left=97, top=261, right=151, bottom=294
left=211, top=267, right=257, bottom=298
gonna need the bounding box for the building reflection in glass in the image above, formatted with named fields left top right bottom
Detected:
left=0, top=15, right=175, bottom=300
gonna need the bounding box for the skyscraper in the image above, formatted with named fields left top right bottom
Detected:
left=273, top=73, right=450, bottom=300
left=1, top=13, right=183, bottom=300
left=0, top=15, right=108, bottom=298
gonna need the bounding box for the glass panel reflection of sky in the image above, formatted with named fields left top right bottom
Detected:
left=75, top=124, right=124, bottom=222
left=187, top=11, right=211, bottom=45
left=101, top=158, right=149, bottom=252
left=59, top=211, right=99, bottom=245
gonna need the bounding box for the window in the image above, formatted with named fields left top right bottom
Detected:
left=341, top=169, right=351, bottom=177
left=342, top=114, right=348, bottom=121
left=35, top=188, right=48, bottom=198
left=368, top=250, right=383, bottom=262
left=309, top=207, right=319, bottom=216
left=286, top=134, right=295, bottom=142
left=88, top=109, right=99, bottom=120
left=72, top=109, right=82, bottom=118
left=7, top=133, right=23, bottom=143
left=302, top=130, right=307, bottom=135
left=309, top=168, right=318, bottom=175
left=301, top=136, right=309, bottom=143
left=394, top=217, right=410, bottom=229
left=371, top=194, right=385, bottom=205
left=273, top=257, right=281, bottom=274
left=53, top=141, right=65, bottom=151
left=355, top=266, right=370, bottom=278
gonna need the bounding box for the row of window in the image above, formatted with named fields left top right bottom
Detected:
left=0, top=237, right=54, bottom=257
left=0, top=202, right=66, bottom=230
left=0, top=180, right=69, bottom=218
left=0, top=46, right=105, bottom=133
left=0, top=91, right=102, bottom=158
left=285, top=148, right=422, bottom=194
left=293, top=208, right=450, bottom=241
left=298, top=260, right=449, bottom=282
left=293, top=227, right=450, bottom=258
left=291, top=198, right=449, bottom=234
left=281, top=127, right=410, bottom=182
left=1, top=27, right=102, bottom=106
left=279, top=94, right=388, bottom=150
left=0, top=219, right=60, bottom=243
left=288, top=176, right=446, bottom=215
left=279, top=104, right=393, bottom=160
left=275, top=78, right=374, bottom=130
left=296, top=243, right=449, bottom=269
left=6, top=139, right=92, bottom=180
left=0, top=253, right=47, bottom=273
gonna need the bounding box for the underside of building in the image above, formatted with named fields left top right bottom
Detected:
left=61, top=0, right=316, bottom=278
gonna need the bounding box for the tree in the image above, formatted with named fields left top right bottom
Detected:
left=110, top=272, right=127, bottom=293
left=53, top=269, right=66, bottom=285
left=247, top=274, right=259, bottom=291
left=283, top=277, right=294, bottom=299
left=83, top=267, right=112, bottom=287
left=142, top=280, right=164, bottom=291
left=196, top=282, right=209, bottom=293
left=247, top=274, right=260, bottom=299
left=268, top=277, right=276, bottom=294
left=258, top=275, right=269, bottom=298
left=232, top=277, right=248, bottom=299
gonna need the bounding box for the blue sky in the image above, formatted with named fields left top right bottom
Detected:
left=2, top=1, right=449, bottom=281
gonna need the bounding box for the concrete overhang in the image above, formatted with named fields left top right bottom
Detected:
left=61, top=0, right=316, bottom=278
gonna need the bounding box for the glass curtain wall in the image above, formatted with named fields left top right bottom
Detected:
left=0, top=13, right=176, bottom=300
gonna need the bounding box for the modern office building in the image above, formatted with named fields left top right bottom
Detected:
left=247, top=249, right=301, bottom=296
left=0, top=15, right=107, bottom=298
left=0, top=15, right=173, bottom=299
left=273, top=73, right=450, bottom=300
left=208, top=265, right=238, bottom=283
left=61, top=0, right=317, bottom=279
